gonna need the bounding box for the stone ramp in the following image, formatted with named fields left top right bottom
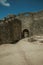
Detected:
left=0, top=35, right=43, bottom=65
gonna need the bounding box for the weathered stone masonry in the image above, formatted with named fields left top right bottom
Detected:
left=0, top=11, right=43, bottom=43
left=16, top=11, right=43, bottom=36
left=0, top=15, right=21, bottom=43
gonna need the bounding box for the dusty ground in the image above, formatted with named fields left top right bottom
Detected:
left=0, top=35, right=43, bottom=65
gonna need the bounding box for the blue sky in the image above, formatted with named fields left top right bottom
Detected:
left=0, top=0, right=43, bottom=19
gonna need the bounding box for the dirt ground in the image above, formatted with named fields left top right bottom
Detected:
left=0, top=35, right=43, bottom=65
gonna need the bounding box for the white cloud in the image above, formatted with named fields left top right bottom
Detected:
left=0, top=0, right=10, bottom=7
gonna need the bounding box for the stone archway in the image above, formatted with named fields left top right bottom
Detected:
left=22, top=29, right=29, bottom=38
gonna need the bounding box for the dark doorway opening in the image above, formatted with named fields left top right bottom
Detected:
left=22, top=29, right=29, bottom=38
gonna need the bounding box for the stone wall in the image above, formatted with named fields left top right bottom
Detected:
left=0, top=11, right=43, bottom=43
left=0, top=16, right=21, bottom=43
left=16, top=11, right=43, bottom=36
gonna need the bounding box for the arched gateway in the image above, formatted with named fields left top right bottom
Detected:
left=22, top=29, right=29, bottom=38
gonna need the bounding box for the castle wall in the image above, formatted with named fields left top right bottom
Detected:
left=0, top=11, right=43, bottom=43
left=16, top=11, right=43, bottom=36
left=0, top=17, right=21, bottom=44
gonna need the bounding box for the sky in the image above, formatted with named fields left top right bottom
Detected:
left=0, top=0, right=43, bottom=19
